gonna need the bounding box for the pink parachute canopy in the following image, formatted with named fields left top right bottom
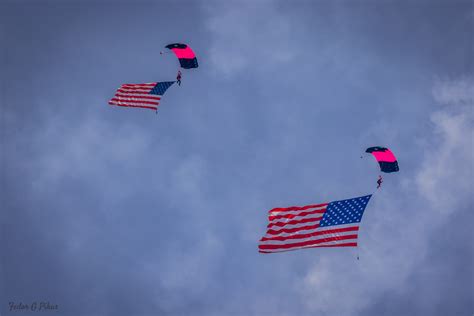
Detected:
left=365, top=146, right=399, bottom=173
left=165, top=43, right=198, bottom=69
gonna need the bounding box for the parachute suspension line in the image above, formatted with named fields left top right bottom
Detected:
left=351, top=246, right=360, bottom=260
left=356, top=191, right=376, bottom=261
left=355, top=230, right=363, bottom=261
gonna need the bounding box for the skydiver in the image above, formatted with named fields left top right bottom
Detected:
left=376, top=175, right=383, bottom=189
left=176, top=70, right=182, bottom=86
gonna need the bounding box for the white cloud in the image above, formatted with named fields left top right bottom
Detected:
left=432, top=77, right=474, bottom=106
left=297, top=76, right=474, bottom=315
left=417, top=77, right=474, bottom=212
left=29, top=115, right=152, bottom=196
left=170, top=154, right=208, bottom=205
left=139, top=231, right=224, bottom=313
left=204, top=0, right=296, bottom=77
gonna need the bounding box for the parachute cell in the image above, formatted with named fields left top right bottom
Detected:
left=165, top=43, right=198, bottom=69
left=365, top=146, right=399, bottom=173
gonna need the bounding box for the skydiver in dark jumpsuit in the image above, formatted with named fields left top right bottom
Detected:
left=377, top=175, right=383, bottom=189
left=176, top=70, right=182, bottom=86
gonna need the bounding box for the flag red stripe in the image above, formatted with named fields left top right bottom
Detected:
left=114, top=93, right=160, bottom=100
left=119, top=85, right=154, bottom=91
left=267, top=216, right=322, bottom=228
left=269, top=208, right=326, bottom=221
left=117, top=89, right=152, bottom=94
left=268, top=203, right=328, bottom=214
left=261, top=226, right=359, bottom=242
left=122, top=83, right=156, bottom=87
left=110, top=98, right=159, bottom=105
left=258, top=242, right=357, bottom=253
left=258, top=234, right=358, bottom=251
left=108, top=102, right=157, bottom=110
left=118, top=89, right=154, bottom=92
left=265, top=224, right=320, bottom=235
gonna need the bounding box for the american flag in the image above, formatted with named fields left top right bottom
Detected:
left=108, top=81, right=175, bottom=111
left=258, top=195, right=372, bottom=253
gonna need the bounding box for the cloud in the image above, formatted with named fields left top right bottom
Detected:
left=297, top=76, right=474, bottom=316
left=2, top=2, right=473, bottom=316
left=417, top=77, right=474, bottom=212
left=20, top=113, right=153, bottom=205
left=432, top=76, right=474, bottom=106
left=204, top=0, right=296, bottom=77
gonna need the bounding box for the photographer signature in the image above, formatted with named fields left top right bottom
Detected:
left=9, top=301, right=58, bottom=312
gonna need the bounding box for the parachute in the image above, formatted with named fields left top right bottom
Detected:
left=108, top=43, right=198, bottom=113
left=365, top=146, right=399, bottom=173
left=165, top=43, right=198, bottom=69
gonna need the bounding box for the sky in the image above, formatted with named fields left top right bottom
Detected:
left=1, top=1, right=473, bottom=315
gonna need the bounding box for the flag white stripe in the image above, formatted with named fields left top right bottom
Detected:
left=259, top=228, right=358, bottom=246
left=269, top=213, right=323, bottom=226
left=122, top=83, right=156, bottom=87
left=118, top=88, right=154, bottom=93
left=264, top=226, right=319, bottom=238
left=261, top=238, right=359, bottom=253
left=265, top=227, right=321, bottom=238
left=266, top=222, right=359, bottom=237
left=114, top=93, right=160, bottom=99
left=109, top=100, right=158, bottom=107
left=314, top=222, right=359, bottom=232
left=269, top=205, right=326, bottom=216
left=268, top=220, right=321, bottom=232
left=113, top=96, right=160, bottom=102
